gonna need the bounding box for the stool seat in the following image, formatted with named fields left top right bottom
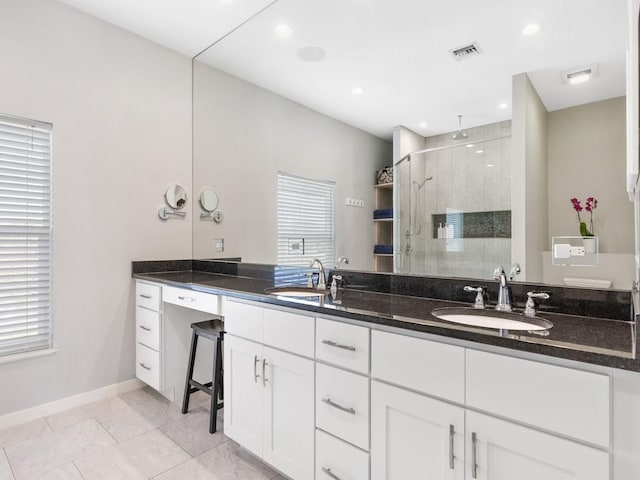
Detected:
left=192, top=319, right=224, bottom=341
left=181, top=318, right=225, bottom=434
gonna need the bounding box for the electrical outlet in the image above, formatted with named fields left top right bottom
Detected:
left=345, top=197, right=365, bottom=207
left=214, top=238, right=224, bottom=252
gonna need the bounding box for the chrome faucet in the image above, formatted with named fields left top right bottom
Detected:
left=492, top=266, right=512, bottom=312
left=310, top=258, right=327, bottom=290
left=334, top=256, right=349, bottom=269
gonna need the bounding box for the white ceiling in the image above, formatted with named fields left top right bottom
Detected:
left=58, top=0, right=627, bottom=140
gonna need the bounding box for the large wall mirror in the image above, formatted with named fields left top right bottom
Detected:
left=192, top=0, right=636, bottom=289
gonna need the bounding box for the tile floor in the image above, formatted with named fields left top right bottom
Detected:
left=0, top=387, right=288, bottom=480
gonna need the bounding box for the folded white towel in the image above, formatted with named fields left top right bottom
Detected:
left=562, top=277, right=612, bottom=289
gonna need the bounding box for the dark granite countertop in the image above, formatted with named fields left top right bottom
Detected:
left=133, top=268, right=639, bottom=372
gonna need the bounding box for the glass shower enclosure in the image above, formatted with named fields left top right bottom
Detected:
left=394, top=122, right=512, bottom=279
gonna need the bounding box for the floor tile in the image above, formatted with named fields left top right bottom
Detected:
left=153, top=441, right=277, bottom=480
left=46, top=396, right=129, bottom=431
left=119, top=386, right=160, bottom=406
left=159, top=408, right=226, bottom=456
left=0, top=464, right=15, bottom=480
left=0, top=450, right=14, bottom=480
left=38, top=463, right=83, bottom=480
left=74, top=428, right=190, bottom=480
left=0, top=419, right=51, bottom=449
left=5, top=418, right=116, bottom=480
left=96, top=394, right=183, bottom=442
left=184, top=390, right=213, bottom=411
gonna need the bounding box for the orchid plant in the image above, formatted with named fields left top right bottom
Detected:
left=570, top=197, right=598, bottom=237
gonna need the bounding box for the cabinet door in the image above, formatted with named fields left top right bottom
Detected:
left=466, top=412, right=609, bottom=480
left=223, top=335, right=263, bottom=457
left=262, top=347, right=315, bottom=480
left=371, top=380, right=464, bottom=480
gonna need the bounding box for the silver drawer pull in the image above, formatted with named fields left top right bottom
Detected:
left=449, top=424, right=455, bottom=469
left=139, top=325, right=151, bottom=332
left=139, top=362, right=151, bottom=371
left=321, top=467, right=342, bottom=480
left=471, top=432, right=478, bottom=479
left=139, top=294, right=152, bottom=299
left=262, top=358, right=268, bottom=387
left=321, top=339, right=356, bottom=352
left=254, top=355, right=260, bottom=383
left=321, top=398, right=356, bottom=415
left=177, top=295, right=195, bottom=302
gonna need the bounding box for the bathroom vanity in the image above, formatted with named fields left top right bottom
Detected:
left=132, top=260, right=640, bottom=480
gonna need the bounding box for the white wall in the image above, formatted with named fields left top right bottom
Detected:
left=0, top=0, right=192, bottom=415
left=192, top=61, right=391, bottom=270
left=548, top=97, right=632, bottom=253
left=512, top=73, right=549, bottom=283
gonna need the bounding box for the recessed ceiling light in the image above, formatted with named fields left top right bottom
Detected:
left=499, top=102, right=509, bottom=109
left=486, top=164, right=495, bottom=167
left=563, top=65, right=598, bottom=85
left=466, top=144, right=474, bottom=148
left=567, top=69, right=592, bottom=85
left=274, top=24, right=293, bottom=38
left=297, top=46, right=326, bottom=62
left=420, top=121, right=428, bottom=128
left=476, top=150, right=484, bottom=154
left=522, top=24, right=540, bottom=36
left=351, top=87, right=364, bottom=96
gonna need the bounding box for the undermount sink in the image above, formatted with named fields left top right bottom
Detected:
left=265, top=286, right=330, bottom=298
left=431, top=307, right=553, bottom=331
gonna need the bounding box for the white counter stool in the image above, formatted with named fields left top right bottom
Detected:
left=181, top=319, right=224, bottom=433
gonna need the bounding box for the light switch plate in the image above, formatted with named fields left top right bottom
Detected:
left=345, top=197, right=365, bottom=207
left=214, top=238, right=224, bottom=252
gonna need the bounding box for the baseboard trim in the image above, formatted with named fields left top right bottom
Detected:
left=0, top=378, right=144, bottom=430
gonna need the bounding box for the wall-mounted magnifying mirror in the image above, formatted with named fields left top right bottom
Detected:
left=165, top=184, right=187, bottom=209
left=199, top=187, right=219, bottom=213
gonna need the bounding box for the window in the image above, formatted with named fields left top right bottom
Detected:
left=277, top=171, right=336, bottom=269
left=0, top=114, right=52, bottom=357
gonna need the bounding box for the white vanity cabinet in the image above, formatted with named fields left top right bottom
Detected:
left=371, top=380, right=465, bottom=480
left=135, top=281, right=163, bottom=390
left=223, top=298, right=315, bottom=480
left=466, top=412, right=609, bottom=480
left=370, top=330, right=611, bottom=480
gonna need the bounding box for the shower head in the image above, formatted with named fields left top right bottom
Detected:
left=413, top=176, right=434, bottom=188
left=452, top=131, right=468, bottom=140
left=452, top=114, right=468, bottom=140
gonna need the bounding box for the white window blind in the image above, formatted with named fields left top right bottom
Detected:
left=0, top=114, right=52, bottom=357
left=277, top=172, right=336, bottom=268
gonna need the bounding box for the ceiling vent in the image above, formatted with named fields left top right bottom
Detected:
left=450, top=42, right=482, bottom=61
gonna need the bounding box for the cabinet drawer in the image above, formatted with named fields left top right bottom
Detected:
left=136, top=343, right=162, bottom=391
left=263, top=307, right=314, bottom=358
left=316, top=318, right=369, bottom=374
left=135, top=306, right=161, bottom=351
left=223, top=299, right=264, bottom=343
left=316, top=363, right=369, bottom=450
left=163, top=286, right=220, bottom=315
left=466, top=349, right=610, bottom=447
left=136, top=281, right=161, bottom=311
left=371, top=330, right=465, bottom=403
left=316, top=429, right=369, bottom=480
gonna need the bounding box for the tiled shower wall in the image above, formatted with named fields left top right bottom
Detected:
left=396, top=120, right=512, bottom=279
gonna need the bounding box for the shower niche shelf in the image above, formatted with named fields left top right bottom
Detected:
left=373, top=182, right=394, bottom=272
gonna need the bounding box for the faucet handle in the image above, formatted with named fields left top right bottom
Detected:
left=509, top=263, right=521, bottom=281
left=524, top=291, right=550, bottom=317
left=492, top=265, right=505, bottom=280
left=464, top=286, right=487, bottom=309
left=304, top=272, right=316, bottom=288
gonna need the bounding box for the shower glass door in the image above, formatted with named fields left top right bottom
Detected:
left=395, top=123, right=512, bottom=279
